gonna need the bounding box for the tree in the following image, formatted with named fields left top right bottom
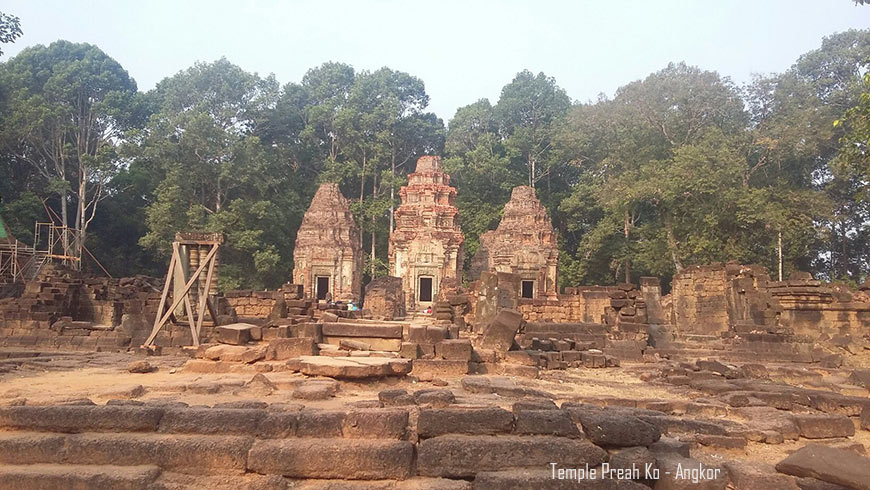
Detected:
left=134, top=58, right=300, bottom=289
left=495, top=70, right=571, bottom=189
left=0, top=11, right=22, bottom=56
left=0, top=41, right=138, bottom=259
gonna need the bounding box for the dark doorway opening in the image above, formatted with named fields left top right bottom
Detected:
left=521, top=280, right=534, bottom=299
left=316, top=276, right=330, bottom=301
left=418, top=277, right=433, bottom=302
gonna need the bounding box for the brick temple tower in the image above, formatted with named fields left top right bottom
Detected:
left=293, top=183, right=362, bottom=302
left=389, top=156, right=465, bottom=310
left=470, top=185, right=558, bottom=299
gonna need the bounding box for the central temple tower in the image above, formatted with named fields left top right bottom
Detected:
left=389, top=156, right=465, bottom=310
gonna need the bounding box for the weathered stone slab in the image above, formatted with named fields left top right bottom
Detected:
left=247, top=438, right=413, bottom=479
left=266, top=338, right=317, bottom=360
left=417, top=407, right=514, bottom=437
left=793, top=414, right=855, bottom=439
left=0, top=463, right=162, bottom=490
left=287, top=356, right=411, bottom=379
left=435, top=339, right=473, bottom=361
left=342, top=409, right=409, bottom=439
left=321, top=322, right=403, bottom=339
left=158, top=408, right=265, bottom=436
left=324, top=337, right=402, bottom=351
left=0, top=406, right=163, bottom=433
left=412, top=360, right=469, bottom=379
left=571, top=410, right=661, bottom=447
left=417, top=435, right=607, bottom=478
left=775, top=444, right=870, bottom=490
left=478, top=309, right=522, bottom=352
left=215, top=323, right=258, bottom=345
left=514, top=410, right=580, bottom=437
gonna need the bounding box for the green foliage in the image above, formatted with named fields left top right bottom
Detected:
left=2, top=31, right=870, bottom=290
left=0, top=12, right=22, bottom=56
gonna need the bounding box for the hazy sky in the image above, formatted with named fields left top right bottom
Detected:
left=3, top=1, right=870, bottom=121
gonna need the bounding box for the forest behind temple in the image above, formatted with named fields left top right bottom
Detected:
left=1, top=28, right=869, bottom=292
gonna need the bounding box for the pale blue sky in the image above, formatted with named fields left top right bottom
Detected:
left=3, top=1, right=870, bottom=121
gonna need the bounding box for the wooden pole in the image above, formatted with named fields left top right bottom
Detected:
left=144, top=248, right=178, bottom=346
left=195, top=245, right=217, bottom=337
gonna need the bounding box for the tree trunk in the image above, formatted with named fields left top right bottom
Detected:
left=389, top=152, right=396, bottom=233
left=777, top=230, right=783, bottom=281
left=359, top=151, right=366, bottom=251
left=663, top=213, right=683, bottom=273
left=370, top=171, right=378, bottom=277
left=624, top=210, right=631, bottom=283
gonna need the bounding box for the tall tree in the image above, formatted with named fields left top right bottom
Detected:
left=0, top=41, right=138, bottom=258
left=0, top=11, right=22, bottom=56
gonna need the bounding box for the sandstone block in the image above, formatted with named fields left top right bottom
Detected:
left=417, top=407, right=514, bottom=437
left=792, top=414, right=855, bottom=439
left=266, top=338, right=317, bottom=360
left=572, top=410, right=661, bottom=447
left=513, top=410, right=580, bottom=437
left=0, top=406, right=163, bottom=433
left=215, top=323, right=258, bottom=345
left=775, top=443, right=870, bottom=490
left=158, top=408, right=265, bottom=436
left=342, top=408, right=409, bottom=439
left=247, top=438, right=413, bottom=479
left=412, top=360, right=468, bottom=379
left=322, top=322, right=403, bottom=339
left=417, top=435, right=607, bottom=478
left=435, top=339, right=472, bottom=361
left=478, top=309, right=523, bottom=353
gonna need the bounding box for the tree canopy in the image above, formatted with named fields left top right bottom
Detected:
left=1, top=29, right=869, bottom=290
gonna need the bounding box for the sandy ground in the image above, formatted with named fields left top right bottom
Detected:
left=0, top=349, right=867, bottom=467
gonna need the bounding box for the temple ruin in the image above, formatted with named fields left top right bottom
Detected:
left=389, top=156, right=464, bottom=310
left=293, top=183, right=362, bottom=302
left=471, top=185, right=559, bottom=299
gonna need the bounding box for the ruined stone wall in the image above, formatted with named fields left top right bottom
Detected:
left=670, top=262, right=870, bottom=339
left=517, top=286, right=616, bottom=323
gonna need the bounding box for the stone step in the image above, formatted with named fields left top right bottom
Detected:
left=0, top=463, right=161, bottom=490
left=0, top=431, right=251, bottom=472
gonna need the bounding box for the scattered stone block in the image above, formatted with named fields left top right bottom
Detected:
left=342, top=409, right=409, bottom=439
left=340, top=339, right=372, bottom=351
left=292, top=380, right=339, bottom=400
left=126, top=360, right=155, bottom=374
left=435, top=339, right=472, bottom=361
left=793, top=414, right=855, bottom=439
left=572, top=410, right=661, bottom=447
left=378, top=389, right=416, bottom=407
left=287, top=356, right=411, bottom=379
left=478, top=309, right=523, bottom=353
left=214, top=323, right=257, bottom=345
left=775, top=443, right=870, bottom=490
left=266, top=338, right=317, bottom=360
left=414, top=389, right=456, bottom=407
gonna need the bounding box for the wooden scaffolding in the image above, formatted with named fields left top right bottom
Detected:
left=144, top=232, right=223, bottom=348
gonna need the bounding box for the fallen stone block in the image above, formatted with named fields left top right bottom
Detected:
left=127, top=360, right=155, bottom=373
left=215, top=323, right=258, bottom=345
left=379, top=389, right=416, bottom=407
left=793, top=414, right=855, bottom=439
left=287, top=356, right=411, bottom=379
left=324, top=336, right=402, bottom=351
left=292, top=380, right=338, bottom=400
left=435, top=339, right=472, bottom=361
left=266, top=338, right=317, bottom=360
left=417, top=407, right=514, bottom=437
left=413, top=389, right=456, bottom=407
left=247, top=438, right=414, bottom=479
left=571, top=410, right=661, bottom=447
left=416, top=435, right=607, bottom=478
left=724, top=460, right=799, bottom=490
left=478, top=309, right=523, bottom=353
left=399, top=342, right=422, bottom=359
left=340, top=339, right=372, bottom=351
left=775, top=443, right=870, bottom=490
